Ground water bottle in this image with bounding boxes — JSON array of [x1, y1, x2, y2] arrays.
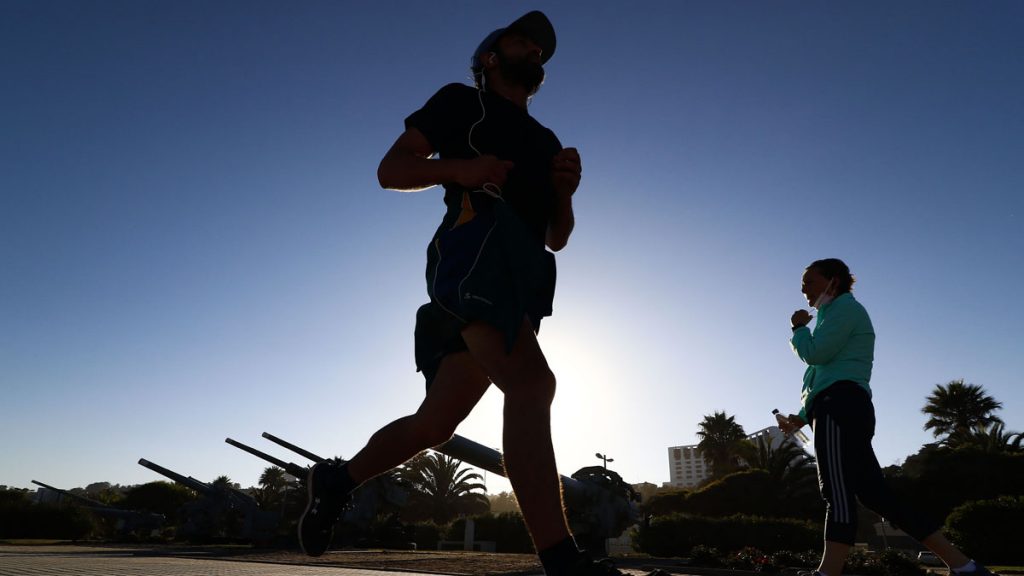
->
[[773, 408, 810, 444]]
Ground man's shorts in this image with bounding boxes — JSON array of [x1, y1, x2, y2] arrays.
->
[[414, 302, 546, 390], [415, 194, 554, 389]]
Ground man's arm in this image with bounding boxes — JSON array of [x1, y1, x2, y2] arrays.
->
[[377, 128, 513, 192], [545, 147, 580, 251]]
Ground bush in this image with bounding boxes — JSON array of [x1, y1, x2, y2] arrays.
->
[[448, 512, 533, 553], [890, 449, 1024, 520], [411, 522, 444, 550], [689, 544, 723, 567], [944, 496, 1024, 564], [769, 549, 817, 570], [0, 500, 97, 539], [643, 489, 690, 517], [723, 547, 780, 572], [645, 470, 823, 522], [877, 549, 927, 576], [119, 482, 196, 519], [684, 471, 776, 517], [842, 548, 925, 576], [634, 513, 820, 557]]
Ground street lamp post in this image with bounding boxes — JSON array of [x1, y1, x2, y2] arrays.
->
[[595, 452, 614, 469]]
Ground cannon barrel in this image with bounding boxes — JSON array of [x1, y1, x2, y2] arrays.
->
[[138, 458, 213, 494], [261, 431, 325, 463], [434, 435, 631, 552], [31, 479, 165, 524], [435, 434, 585, 495], [436, 435, 506, 477], [32, 480, 109, 508], [225, 437, 308, 480], [139, 458, 258, 509]]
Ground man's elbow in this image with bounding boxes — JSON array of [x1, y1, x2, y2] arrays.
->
[[546, 222, 574, 252], [546, 236, 569, 252]]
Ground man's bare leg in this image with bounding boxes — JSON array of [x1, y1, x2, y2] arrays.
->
[[461, 318, 571, 551], [299, 350, 492, 556], [346, 351, 492, 483]]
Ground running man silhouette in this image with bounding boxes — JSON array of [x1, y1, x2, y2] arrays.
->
[[298, 12, 647, 576]]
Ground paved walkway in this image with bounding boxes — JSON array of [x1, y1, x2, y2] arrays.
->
[[0, 550, 426, 576]]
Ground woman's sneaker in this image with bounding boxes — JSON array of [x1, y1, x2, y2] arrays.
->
[[298, 459, 351, 556]]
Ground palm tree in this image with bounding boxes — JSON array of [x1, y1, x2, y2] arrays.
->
[[746, 436, 819, 502], [209, 475, 243, 537], [696, 411, 748, 479], [256, 466, 292, 510], [961, 422, 1023, 454], [747, 437, 812, 477], [922, 379, 1003, 447], [400, 452, 490, 525]]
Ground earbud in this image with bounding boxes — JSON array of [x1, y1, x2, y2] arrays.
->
[[488, 53, 497, 65]]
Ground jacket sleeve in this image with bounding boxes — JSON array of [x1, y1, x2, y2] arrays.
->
[[790, 301, 857, 365]]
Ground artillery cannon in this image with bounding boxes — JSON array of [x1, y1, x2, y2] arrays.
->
[[224, 437, 309, 480], [227, 432, 636, 553], [225, 433, 408, 536], [435, 435, 639, 554], [31, 480, 165, 536], [137, 458, 277, 543]]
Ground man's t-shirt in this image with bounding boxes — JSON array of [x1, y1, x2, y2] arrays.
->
[[404, 83, 563, 244]]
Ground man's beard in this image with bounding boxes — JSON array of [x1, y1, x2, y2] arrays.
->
[[495, 50, 545, 95]]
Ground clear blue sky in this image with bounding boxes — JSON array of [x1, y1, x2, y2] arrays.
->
[[2, 1, 1022, 495]]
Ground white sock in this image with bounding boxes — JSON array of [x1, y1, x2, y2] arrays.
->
[[953, 560, 977, 573]]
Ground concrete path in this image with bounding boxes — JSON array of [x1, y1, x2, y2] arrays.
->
[[0, 549, 434, 576]]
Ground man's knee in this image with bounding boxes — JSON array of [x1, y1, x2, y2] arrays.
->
[[502, 366, 557, 406], [411, 413, 459, 448]]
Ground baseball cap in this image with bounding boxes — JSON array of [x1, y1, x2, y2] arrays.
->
[[471, 11, 556, 70]]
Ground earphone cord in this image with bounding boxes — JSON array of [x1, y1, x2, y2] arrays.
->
[[468, 72, 503, 201]]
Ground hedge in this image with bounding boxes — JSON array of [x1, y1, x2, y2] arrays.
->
[[944, 496, 1024, 564], [448, 512, 533, 553], [0, 500, 97, 539], [633, 513, 820, 556]]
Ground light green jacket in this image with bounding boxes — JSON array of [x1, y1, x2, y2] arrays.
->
[[790, 292, 874, 422]]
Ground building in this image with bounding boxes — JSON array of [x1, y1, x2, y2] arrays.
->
[[665, 444, 710, 489], [665, 426, 795, 489]]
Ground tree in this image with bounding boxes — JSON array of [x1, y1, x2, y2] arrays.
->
[[256, 466, 293, 510], [886, 446, 1024, 517], [747, 436, 817, 495], [960, 422, 1022, 454], [400, 452, 490, 525], [696, 411, 748, 479], [120, 481, 197, 518], [488, 491, 521, 515], [745, 436, 820, 517], [922, 379, 1003, 447]]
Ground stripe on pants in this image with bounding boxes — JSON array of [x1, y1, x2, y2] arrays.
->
[[827, 416, 849, 523]]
